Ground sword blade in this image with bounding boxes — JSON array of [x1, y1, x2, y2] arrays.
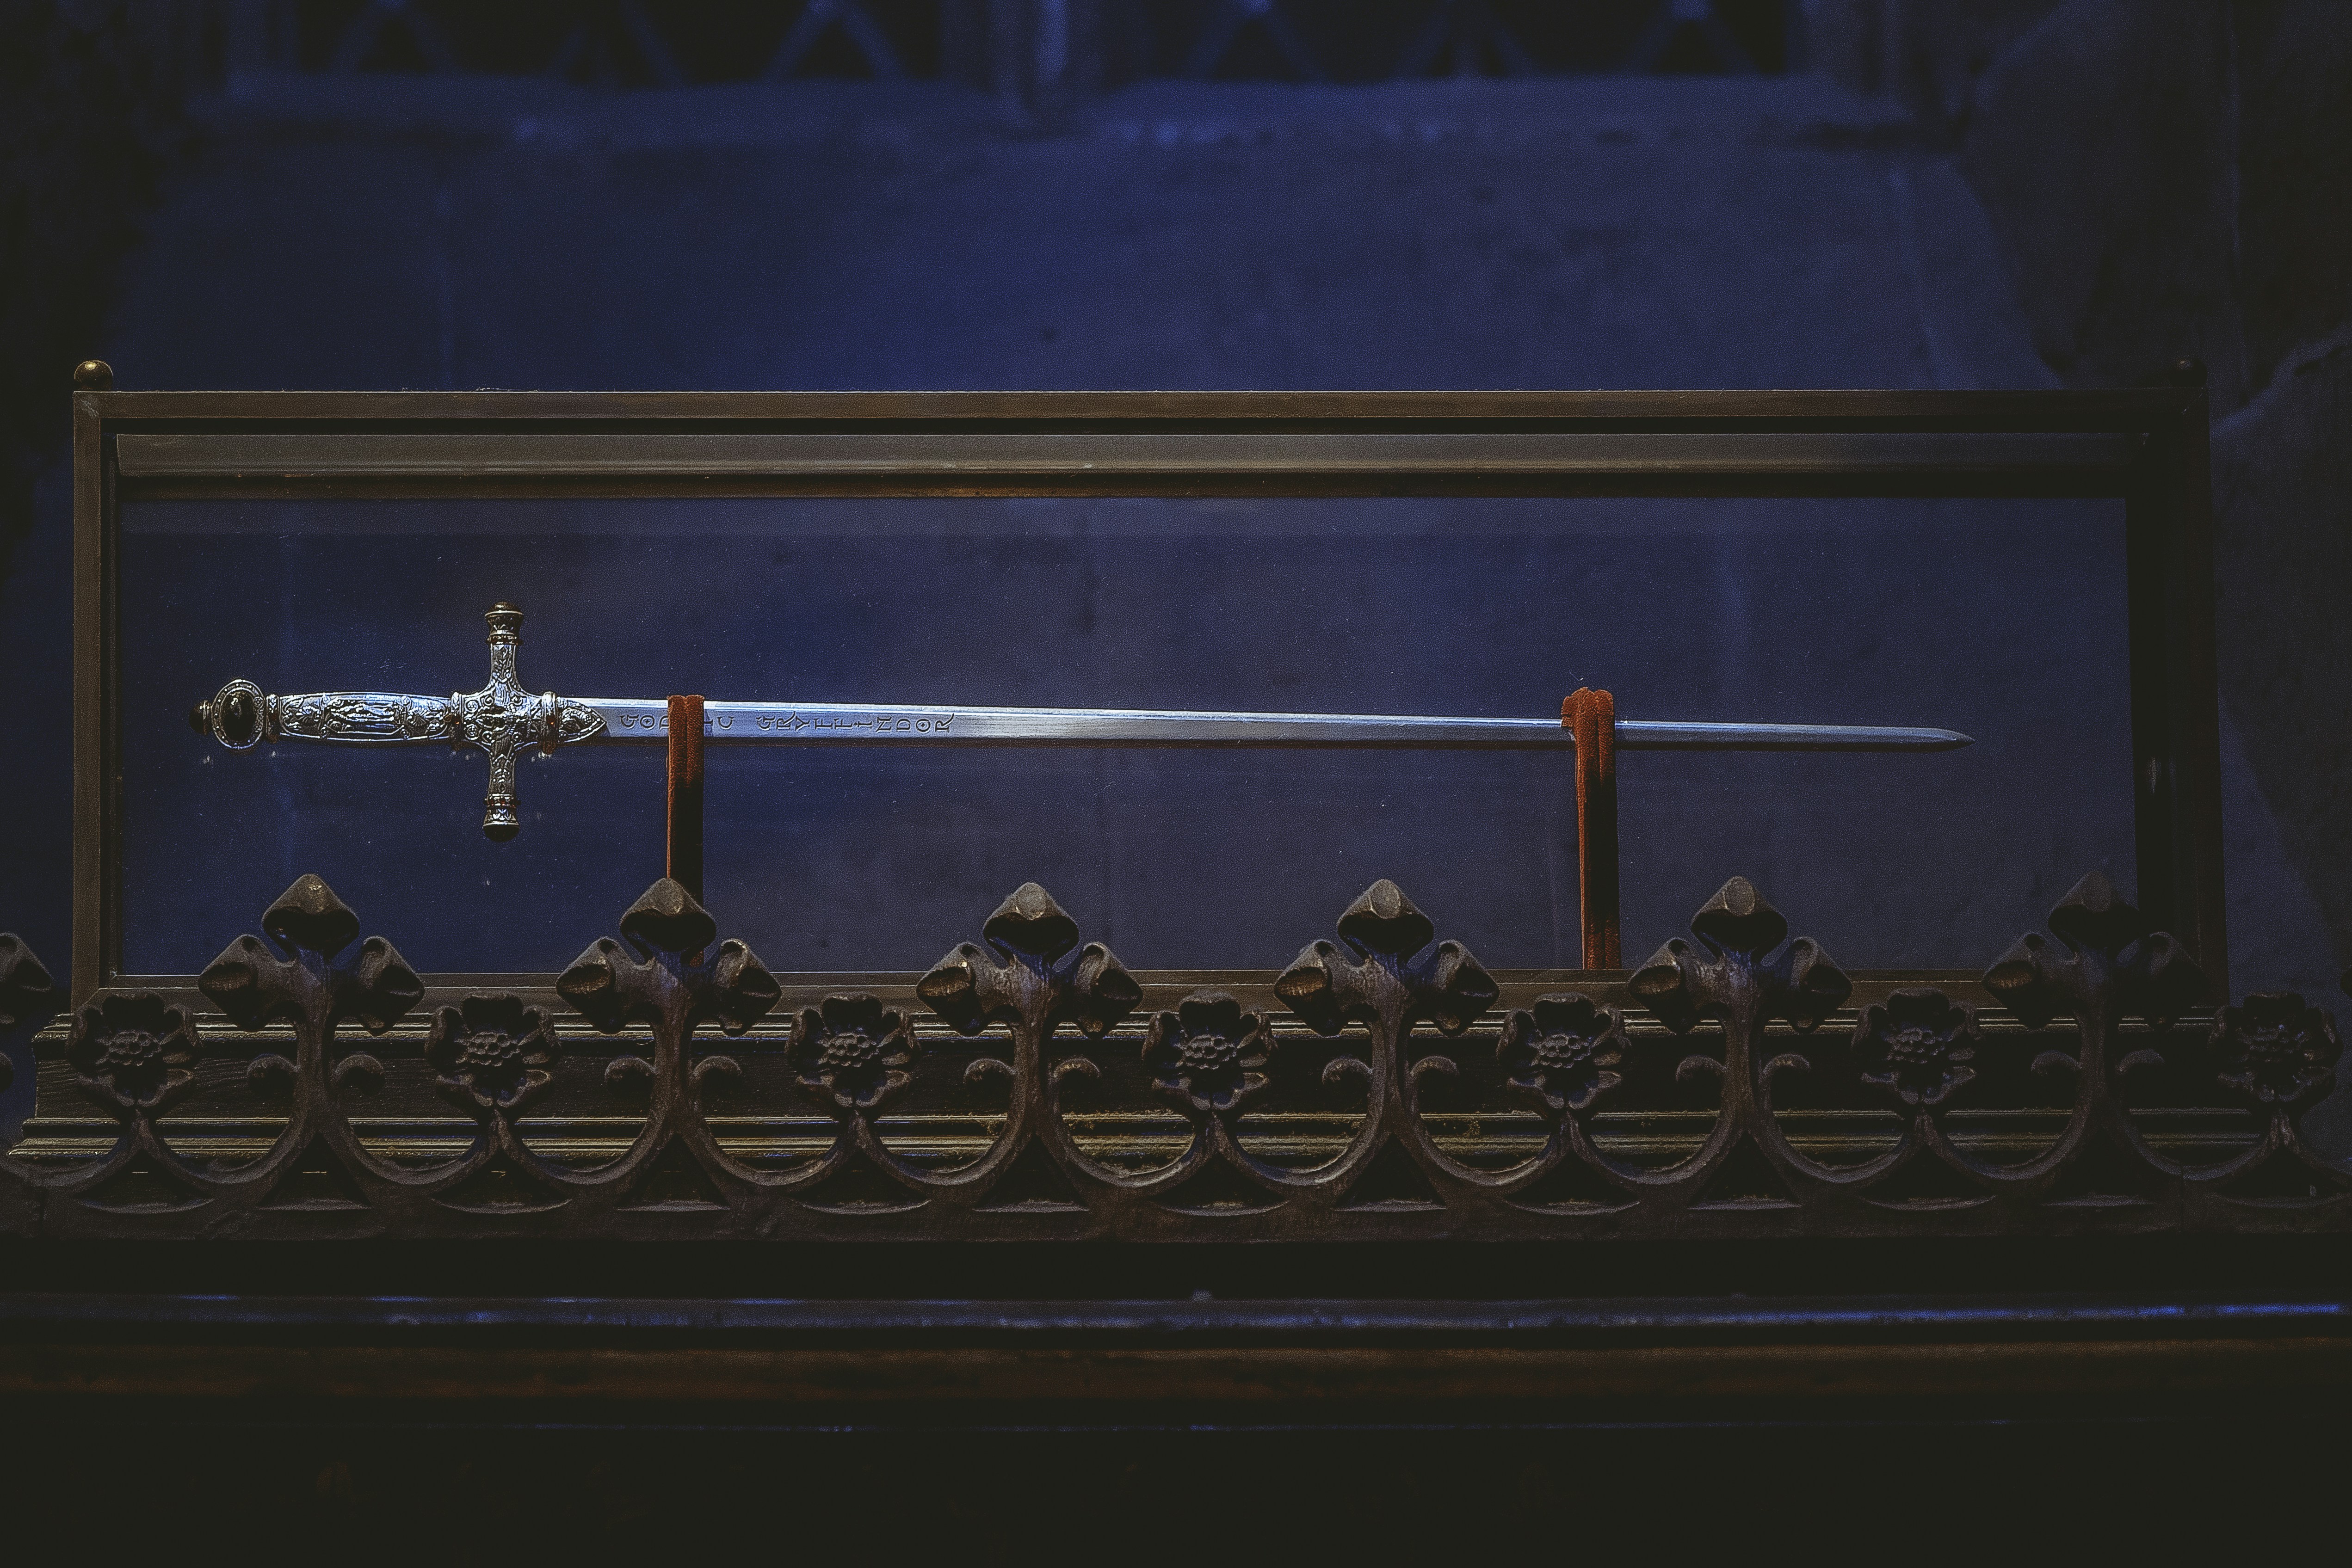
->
[[578, 699, 1971, 752]]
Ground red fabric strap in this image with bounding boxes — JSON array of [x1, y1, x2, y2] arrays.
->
[[1561, 687, 1622, 970], [666, 695, 705, 901]]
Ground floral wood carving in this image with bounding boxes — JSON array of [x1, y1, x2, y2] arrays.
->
[[1824, 984, 2012, 1203], [2208, 993, 2340, 1114], [0, 875, 435, 1220], [2161, 990, 2352, 1199], [913, 882, 1141, 1203], [1275, 878, 1498, 1040], [1496, 994, 1627, 1114], [1851, 988, 1982, 1110], [1273, 879, 1498, 1201], [4, 867, 2349, 1239], [67, 993, 199, 1119], [1626, 877, 1851, 1195], [426, 995, 559, 1117], [1982, 872, 2207, 1039], [555, 877, 778, 1204], [1973, 872, 2211, 1191], [789, 994, 917, 1113], [199, 873, 424, 1109], [1142, 993, 1274, 1116], [194, 876, 423, 1191]]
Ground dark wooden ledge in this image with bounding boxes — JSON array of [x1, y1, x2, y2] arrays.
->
[[6, 1282, 2346, 1421]]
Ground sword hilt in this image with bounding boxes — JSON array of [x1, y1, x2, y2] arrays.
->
[[190, 603, 605, 841]]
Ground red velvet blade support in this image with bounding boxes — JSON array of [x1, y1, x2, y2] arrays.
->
[[1561, 686, 1622, 970], [666, 695, 704, 901]]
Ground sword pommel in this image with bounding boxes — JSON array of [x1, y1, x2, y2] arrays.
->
[[190, 680, 266, 748]]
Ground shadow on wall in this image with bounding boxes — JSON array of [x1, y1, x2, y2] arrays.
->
[[1817, 0, 2352, 968], [0, 5, 183, 588]]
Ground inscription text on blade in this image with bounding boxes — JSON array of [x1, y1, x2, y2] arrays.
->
[[613, 711, 958, 734]]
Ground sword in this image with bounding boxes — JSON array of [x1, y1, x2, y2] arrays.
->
[[190, 603, 1973, 841]]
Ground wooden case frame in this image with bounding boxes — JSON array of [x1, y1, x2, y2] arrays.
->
[[73, 384, 2223, 1003]]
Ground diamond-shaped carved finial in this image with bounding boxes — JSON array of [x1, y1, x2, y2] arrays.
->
[[2043, 871, 2150, 957], [200, 879, 420, 1034], [619, 877, 719, 957], [982, 882, 1080, 963], [1631, 877, 1847, 1033], [1982, 872, 2205, 1030], [558, 880, 777, 1037], [917, 885, 1138, 1039], [1336, 879, 1437, 960], [1276, 881, 1494, 1037], [1687, 876, 1790, 960], [262, 873, 362, 959]]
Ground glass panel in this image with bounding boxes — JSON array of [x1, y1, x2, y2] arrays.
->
[[120, 494, 2134, 974]]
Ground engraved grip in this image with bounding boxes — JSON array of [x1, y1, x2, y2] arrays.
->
[[276, 691, 457, 743], [191, 683, 457, 747]]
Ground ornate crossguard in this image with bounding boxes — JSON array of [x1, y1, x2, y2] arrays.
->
[[189, 604, 606, 840]]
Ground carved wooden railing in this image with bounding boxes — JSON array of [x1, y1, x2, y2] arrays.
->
[[1, 870, 2343, 1240]]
